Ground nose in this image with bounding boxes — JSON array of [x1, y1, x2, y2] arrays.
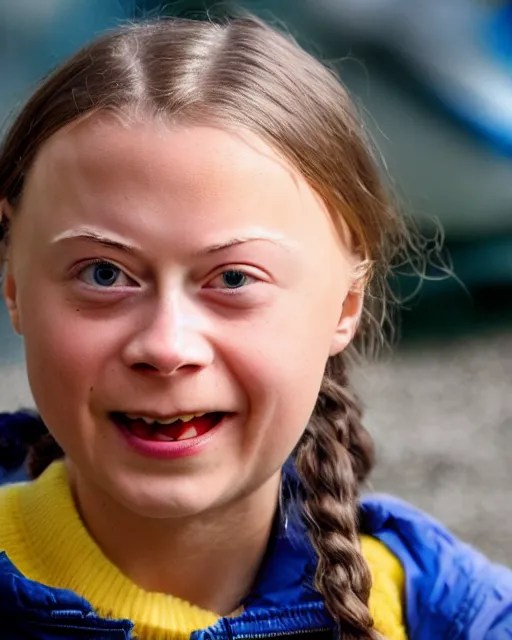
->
[[122, 297, 214, 376]]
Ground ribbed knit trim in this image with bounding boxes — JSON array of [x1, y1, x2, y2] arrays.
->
[[1, 463, 219, 639], [0, 462, 407, 639]]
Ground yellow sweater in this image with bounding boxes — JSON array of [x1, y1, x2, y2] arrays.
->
[[0, 463, 407, 640]]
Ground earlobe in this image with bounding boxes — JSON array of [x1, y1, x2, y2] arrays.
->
[[329, 288, 364, 356], [3, 273, 22, 335]]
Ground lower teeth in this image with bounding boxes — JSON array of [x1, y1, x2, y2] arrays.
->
[[177, 426, 199, 440], [152, 432, 176, 442], [115, 411, 224, 441], [125, 419, 201, 441], [150, 430, 198, 442]]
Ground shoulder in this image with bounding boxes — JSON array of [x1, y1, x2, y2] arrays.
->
[[0, 478, 22, 520], [360, 534, 407, 640], [360, 493, 512, 639], [0, 480, 26, 554]]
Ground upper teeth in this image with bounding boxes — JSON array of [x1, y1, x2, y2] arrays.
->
[[126, 413, 205, 425]]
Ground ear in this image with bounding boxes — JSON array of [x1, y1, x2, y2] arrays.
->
[[1, 201, 22, 335], [3, 273, 22, 335], [329, 286, 364, 356]]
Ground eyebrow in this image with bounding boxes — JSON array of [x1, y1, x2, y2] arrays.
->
[[51, 229, 138, 254], [202, 234, 295, 254], [50, 229, 296, 254]]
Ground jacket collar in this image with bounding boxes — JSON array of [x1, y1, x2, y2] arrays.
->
[[0, 461, 333, 637]]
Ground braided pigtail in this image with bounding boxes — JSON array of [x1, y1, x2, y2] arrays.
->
[[26, 431, 64, 479], [0, 411, 63, 480], [294, 353, 379, 640], [1, 206, 63, 481]]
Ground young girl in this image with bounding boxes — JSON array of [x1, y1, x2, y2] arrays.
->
[[0, 14, 510, 640]]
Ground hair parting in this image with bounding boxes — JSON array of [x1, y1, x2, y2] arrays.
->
[[0, 13, 423, 638]]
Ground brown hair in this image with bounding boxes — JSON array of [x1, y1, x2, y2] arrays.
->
[[0, 14, 413, 639]]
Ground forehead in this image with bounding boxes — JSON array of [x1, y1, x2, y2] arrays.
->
[[20, 113, 343, 251]]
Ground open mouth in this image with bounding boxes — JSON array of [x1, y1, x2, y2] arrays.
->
[[111, 411, 226, 442]]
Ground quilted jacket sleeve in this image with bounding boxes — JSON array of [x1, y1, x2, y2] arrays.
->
[[460, 556, 512, 639], [360, 493, 512, 640]]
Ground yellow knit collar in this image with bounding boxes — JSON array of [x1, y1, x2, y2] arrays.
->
[[3, 462, 406, 640]]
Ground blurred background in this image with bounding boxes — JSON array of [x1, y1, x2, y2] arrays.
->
[[0, 0, 510, 564]]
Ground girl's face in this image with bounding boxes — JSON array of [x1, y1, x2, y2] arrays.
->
[[4, 115, 361, 518]]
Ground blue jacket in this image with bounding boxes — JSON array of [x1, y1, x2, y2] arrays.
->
[[0, 415, 511, 639]]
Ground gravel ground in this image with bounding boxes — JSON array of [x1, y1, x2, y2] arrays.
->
[[1, 309, 510, 566], [357, 331, 512, 567]]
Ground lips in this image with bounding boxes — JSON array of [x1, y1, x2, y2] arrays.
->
[[111, 412, 226, 442]]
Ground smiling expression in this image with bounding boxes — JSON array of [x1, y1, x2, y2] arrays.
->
[[4, 115, 361, 518]]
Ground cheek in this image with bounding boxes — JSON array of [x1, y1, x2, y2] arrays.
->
[[18, 286, 119, 412], [220, 294, 336, 444]]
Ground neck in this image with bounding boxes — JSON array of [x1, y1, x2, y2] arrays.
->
[[69, 466, 281, 616]]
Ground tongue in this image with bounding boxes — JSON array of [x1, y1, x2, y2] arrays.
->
[[129, 414, 220, 441]]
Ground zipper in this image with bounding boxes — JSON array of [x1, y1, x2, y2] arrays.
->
[[234, 628, 332, 639]]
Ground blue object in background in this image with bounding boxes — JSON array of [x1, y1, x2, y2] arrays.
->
[[0, 410, 44, 485], [307, 0, 512, 157], [0, 466, 27, 485], [489, 2, 512, 65]]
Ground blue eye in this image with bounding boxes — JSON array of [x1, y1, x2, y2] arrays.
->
[[94, 263, 119, 286], [79, 261, 128, 288], [221, 270, 248, 289]]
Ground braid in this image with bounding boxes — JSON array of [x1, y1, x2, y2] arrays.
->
[[294, 353, 379, 640], [0, 411, 63, 480], [26, 431, 64, 479], [1, 206, 64, 480]]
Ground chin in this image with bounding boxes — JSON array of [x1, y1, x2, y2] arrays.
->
[[107, 474, 224, 520]]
